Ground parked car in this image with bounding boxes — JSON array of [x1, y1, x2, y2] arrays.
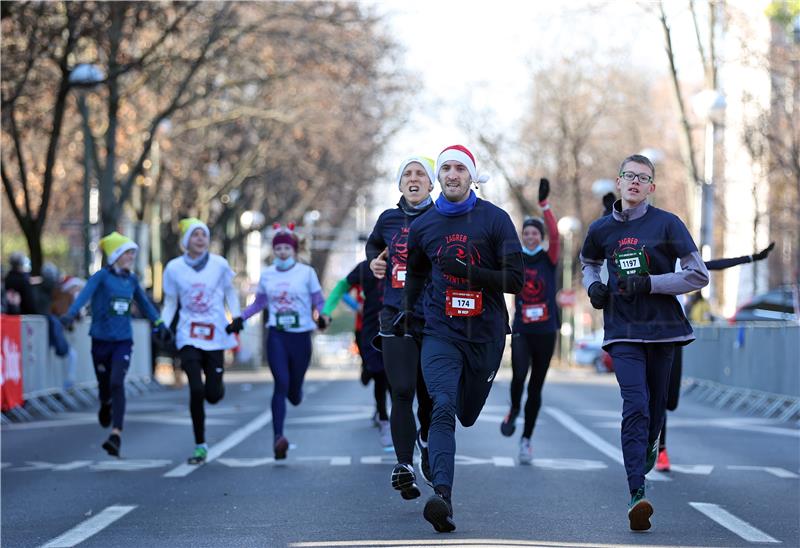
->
[[730, 286, 798, 323], [573, 332, 613, 373]]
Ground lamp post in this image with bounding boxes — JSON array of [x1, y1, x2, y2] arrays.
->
[[240, 210, 266, 284], [557, 215, 582, 365], [68, 64, 105, 278], [692, 89, 726, 300]]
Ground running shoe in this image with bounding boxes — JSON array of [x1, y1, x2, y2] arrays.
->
[[645, 437, 660, 474], [187, 446, 208, 465], [500, 408, 519, 437], [391, 463, 421, 500], [274, 436, 289, 460], [372, 411, 380, 428], [98, 402, 112, 428], [423, 493, 455, 533], [518, 437, 533, 465], [379, 420, 392, 447], [628, 486, 653, 531], [416, 430, 432, 487], [656, 448, 671, 472], [102, 433, 121, 457]]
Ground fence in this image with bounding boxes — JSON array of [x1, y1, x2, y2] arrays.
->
[[682, 323, 800, 421]]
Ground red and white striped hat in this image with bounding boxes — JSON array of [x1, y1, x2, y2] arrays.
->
[[435, 144, 490, 184]]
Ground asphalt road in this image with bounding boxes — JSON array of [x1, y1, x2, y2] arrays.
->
[[3, 365, 798, 548]]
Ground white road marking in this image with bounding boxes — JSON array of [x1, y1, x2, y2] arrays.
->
[[531, 458, 607, 471], [690, 502, 780, 543], [669, 464, 714, 475], [543, 406, 670, 482], [40, 504, 137, 548], [492, 457, 515, 467], [218, 457, 275, 468], [728, 465, 800, 479], [14, 461, 93, 472], [91, 459, 172, 472], [163, 410, 272, 478], [285, 412, 371, 425]]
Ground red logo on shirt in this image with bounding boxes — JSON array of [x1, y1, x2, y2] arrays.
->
[[436, 234, 481, 285], [521, 267, 544, 302]]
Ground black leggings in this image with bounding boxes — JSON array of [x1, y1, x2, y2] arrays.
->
[[659, 347, 683, 449], [382, 335, 432, 464], [179, 346, 225, 444], [373, 370, 389, 421], [510, 332, 557, 439]]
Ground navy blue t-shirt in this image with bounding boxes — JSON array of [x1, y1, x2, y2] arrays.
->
[[580, 206, 696, 342], [345, 261, 383, 341], [407, 198, 522, 343], [513, 251, 560, 334], [365, 206, 428, 319]]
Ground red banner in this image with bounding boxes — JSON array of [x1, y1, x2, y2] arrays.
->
[[1, 314, 24, 411]]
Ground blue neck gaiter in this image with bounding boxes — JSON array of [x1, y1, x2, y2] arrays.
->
[[435, 190, 477, 217], [183, 251, 210, 272]]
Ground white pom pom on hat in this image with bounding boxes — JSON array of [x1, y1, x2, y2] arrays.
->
[[435, 144, 490, 184]]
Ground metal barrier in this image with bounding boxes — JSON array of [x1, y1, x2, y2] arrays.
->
[[3, 316, 157, 422], [683, 323, 800, 421]]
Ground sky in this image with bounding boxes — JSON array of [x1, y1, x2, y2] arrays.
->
[[366, 0, 707, 208]]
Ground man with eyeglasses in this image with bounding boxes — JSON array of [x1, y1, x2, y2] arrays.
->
[[579, 154, 709, 532]]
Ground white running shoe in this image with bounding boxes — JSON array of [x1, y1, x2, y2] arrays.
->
[[379, 420, 392, 447], [519, 437, 533, 465]]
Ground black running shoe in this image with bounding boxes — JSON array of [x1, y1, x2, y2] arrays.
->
[[391, 463, 421, 500], [500, 407, 519, 437], [416, 431, 432, 487], [102, 434, 121, 457], [274, 436, 289, 460], [423, 493, 455, 533], [98, 402, 112, 428]]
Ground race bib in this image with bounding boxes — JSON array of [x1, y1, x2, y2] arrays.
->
[[391, 267, 407, 289], [110, 297, 131, 316], [615, 249, 649, 277], [522, 303, 548, 323], [276, 311, 300, 330], [445, 289, 483, 317], [190, 322, 215, 340]]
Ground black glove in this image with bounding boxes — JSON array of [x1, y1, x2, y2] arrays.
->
[[588, 282, 610, 310], [752, 242, 775, 262], [360, 366, 372, 386], [154, 323, 174, 345], [316, 314, 331, 330], [602, 192, 616, 214], [538, 178, 550, 203], [59, 314, 75, 331], [225, 317, 244, 334], [617, 274, 652, 297], [391, 311, 423, 337], [438, 254, 470, 280]]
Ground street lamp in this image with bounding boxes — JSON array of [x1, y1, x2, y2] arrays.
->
[[557, 215, 582, 365], [68, 63, 105, 278]]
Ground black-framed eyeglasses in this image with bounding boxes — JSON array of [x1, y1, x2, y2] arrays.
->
[[619, 171, 653, 184]]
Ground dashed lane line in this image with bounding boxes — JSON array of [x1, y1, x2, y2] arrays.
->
[[689, 502, 780, 544], [40, 505, 137, 548]]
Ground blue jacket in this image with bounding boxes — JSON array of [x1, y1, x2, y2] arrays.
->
[[65, 267, 161, 341]]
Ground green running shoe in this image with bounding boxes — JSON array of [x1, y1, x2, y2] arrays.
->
[[187, 446, 208, 465], [628, 486, 653, 531], [645, 437, 660, 474]]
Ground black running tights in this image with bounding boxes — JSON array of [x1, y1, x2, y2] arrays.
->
[[510, 332, 557, 439], [180, 346, 225, 444]]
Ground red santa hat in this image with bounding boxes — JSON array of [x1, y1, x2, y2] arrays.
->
[[435, 144, 490, 184]]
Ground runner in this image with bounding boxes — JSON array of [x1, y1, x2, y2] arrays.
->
[[60, 232, 172, 457], [227, 223, 329, 460], [500, 178, 560, 465], [401, 145, 524, 531], [160, 218, 241, 465], [365, 155, 436, 501], [321, 260, 391, 447], [580, 154, 709, 531]]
